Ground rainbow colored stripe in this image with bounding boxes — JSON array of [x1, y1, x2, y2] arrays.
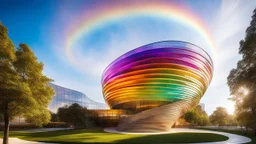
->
[[102, 41, 213, 110], [65, 2, 216, 66]]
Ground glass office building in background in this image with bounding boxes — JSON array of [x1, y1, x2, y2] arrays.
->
[[48, 83, 108, 113], [9, 83, 109, 124]]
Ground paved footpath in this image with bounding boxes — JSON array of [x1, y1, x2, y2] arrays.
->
[[0, 128, 252, 144], [0, 138, 54, 144], [0, 128, 70, 144], [104, 127, 252, 144]]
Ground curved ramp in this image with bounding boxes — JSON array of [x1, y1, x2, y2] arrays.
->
[[117, 100, 193, 132]]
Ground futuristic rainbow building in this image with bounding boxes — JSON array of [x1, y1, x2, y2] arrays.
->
[[102, 41, 213, 132]]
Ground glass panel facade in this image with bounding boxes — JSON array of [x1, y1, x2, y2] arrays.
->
[[48, 83, 109, 113], [102, 41, 213, 112]]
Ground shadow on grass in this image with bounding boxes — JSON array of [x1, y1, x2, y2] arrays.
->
[[33, 132, 228, 144], [114, 133, 228, 144], [26, 129, 102, 138], [2, 129, 229, 144]]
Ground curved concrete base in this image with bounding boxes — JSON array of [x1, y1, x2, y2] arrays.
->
[[105, 127, 252, 144], [117, 100, 194, 132]]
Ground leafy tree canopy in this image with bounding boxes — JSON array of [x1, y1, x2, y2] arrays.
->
[[184, 105, 210, 127], [227, 8, 256, 135], [0, 22, 54, 144], [57, 103, 90, 129], [210, 107, 229, 126]]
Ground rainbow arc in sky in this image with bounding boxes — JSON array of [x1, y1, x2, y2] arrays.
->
[[65, 2, 216, 66]]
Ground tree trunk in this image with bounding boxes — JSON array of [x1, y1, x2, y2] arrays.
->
[[253, 123, 256, 136], [3, 105, 9, 144], [244, 126, 248, 135]]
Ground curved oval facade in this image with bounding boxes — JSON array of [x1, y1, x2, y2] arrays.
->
[[102, 41, 213, 110]]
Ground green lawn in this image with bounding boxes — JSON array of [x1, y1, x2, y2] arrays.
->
[[0, 129, 228, 144], [197, 128, 255, 144]]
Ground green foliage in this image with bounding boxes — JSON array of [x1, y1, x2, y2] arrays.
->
[[210, 107, 229, 126], [0, 23, 54, 143], [57, 103, 90, 129], [227, 115, 238, 126], [184, 105, 210, 126], [13, 44, 54, 126], [0, 22, 15, 61], [184, 110, 198, 125], [198, 114, 211, 126], [227, 8, 256, 134], [50, 112, 59, 122], [0, 23, 34, 121]]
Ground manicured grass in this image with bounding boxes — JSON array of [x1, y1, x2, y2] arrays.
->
[[197, 128, 255, 144], [0, 129, 228, 143]]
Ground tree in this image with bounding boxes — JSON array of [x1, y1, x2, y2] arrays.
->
[[198, 114, 211, 126], [210, 107, 229, 126], [0, 114, 3, 123], [50, 112, 59, 122], [0, 23, 54, 144], [227, 115, 237, 126], [184, 105, 210, 127], [57, 103, 89, 129], [184, 109, 199, 127], [227, 8, 256, 136], [14, 44, 54, 125]]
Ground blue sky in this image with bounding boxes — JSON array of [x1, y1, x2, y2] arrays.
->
[[1, 0, 256, 115]]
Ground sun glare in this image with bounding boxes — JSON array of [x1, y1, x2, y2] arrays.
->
[[239, 87, 249, 96], [225, 101, 235, 115]]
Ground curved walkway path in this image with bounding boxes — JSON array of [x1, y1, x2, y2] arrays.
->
[[0, 128, 69, 144], [104, 127, 252, 144], [0, 128, 251, 144], [0, 138, 55, 144]]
